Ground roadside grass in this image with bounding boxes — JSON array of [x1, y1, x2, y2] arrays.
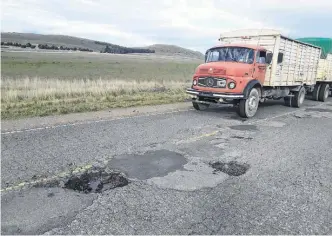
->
[[1, 77, 189, 119], [1, 52, 199, 119]]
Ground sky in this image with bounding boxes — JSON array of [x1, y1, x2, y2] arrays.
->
[[1, 0, 332, 53]]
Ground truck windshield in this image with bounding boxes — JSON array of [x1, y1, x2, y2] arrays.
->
[[206, 47, 254, 64]]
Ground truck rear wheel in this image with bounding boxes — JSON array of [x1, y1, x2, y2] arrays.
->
[[312, 84, 321, 101], [238, 88, 259, 118], [291, 86, 305, 108], [318, 84, 329, 102], [192, 101, 210, 111], [284, 97, 292, 107]]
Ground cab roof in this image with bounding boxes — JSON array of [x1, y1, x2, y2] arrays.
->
[[208, 44, 267, 51]]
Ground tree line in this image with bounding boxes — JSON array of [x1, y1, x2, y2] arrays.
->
[[1, 41, 36, 49], [101, 45, 155, 54], [1, 41, 93, 52], [1, 40, 155, 54], [38, 44, 93, 52], [96, 41, 155, 54]]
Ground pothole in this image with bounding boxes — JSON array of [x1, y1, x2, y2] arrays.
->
[[231, 136, 253, 140], [33, 167, 129, 194], [305, 108, 332, 113], [210, 161, 250, 176], [294, 114, 312, 119], [108, 149, 187, 180], [63, 169, 128, 193], [229, 125, 258, 131]]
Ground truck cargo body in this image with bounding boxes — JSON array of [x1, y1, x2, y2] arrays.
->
[[186, 29, 322, 118], [311, 54, 332, 101], [317, 54, 332, 81], [296, 38, 332, 101], [217, 29, 321, 87]]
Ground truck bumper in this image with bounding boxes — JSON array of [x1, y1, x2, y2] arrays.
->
[[186, 88, 244, 99]]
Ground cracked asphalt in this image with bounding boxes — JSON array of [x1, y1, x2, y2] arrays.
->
[[1, 98, 332, 235]]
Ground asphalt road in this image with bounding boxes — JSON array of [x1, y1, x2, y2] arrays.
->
[[1, 98, 332, 235]]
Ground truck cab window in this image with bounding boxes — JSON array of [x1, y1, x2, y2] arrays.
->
[[207, 51, 219, 62], [256, 51, 267, 64], [206, 47, 254, 64]]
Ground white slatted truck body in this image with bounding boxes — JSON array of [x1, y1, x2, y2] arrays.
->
[[187, 29, 322, 118], [312, 53, 332, 101]]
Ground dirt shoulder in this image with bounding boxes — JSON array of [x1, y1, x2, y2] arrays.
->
[[1, 102, 192, 132]]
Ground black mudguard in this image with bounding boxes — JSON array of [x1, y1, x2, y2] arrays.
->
[[243, 80, 261, 99]]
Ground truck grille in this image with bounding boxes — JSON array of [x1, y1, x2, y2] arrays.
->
[[197, 77, 226, 88]]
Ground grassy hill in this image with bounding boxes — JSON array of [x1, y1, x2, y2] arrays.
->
[[1, 32, 204, 59], [145, 44, 204, 59]]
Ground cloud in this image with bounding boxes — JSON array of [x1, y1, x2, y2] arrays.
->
[[1, 0, 331, 52]]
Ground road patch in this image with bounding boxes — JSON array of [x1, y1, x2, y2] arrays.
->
[[108, 149, 187, 180]]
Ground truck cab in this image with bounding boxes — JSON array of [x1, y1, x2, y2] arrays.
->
[[186, 44, 272, 118]]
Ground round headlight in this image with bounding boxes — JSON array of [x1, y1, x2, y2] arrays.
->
[[228, 82, 236, 89], [193, 79, 197, 86]]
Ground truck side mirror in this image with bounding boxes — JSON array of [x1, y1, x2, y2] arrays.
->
[[266, 52, 273, 64]]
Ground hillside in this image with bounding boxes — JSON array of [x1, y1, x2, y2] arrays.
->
[[1, 32, 204, 59], [144, 44, 204, 59]]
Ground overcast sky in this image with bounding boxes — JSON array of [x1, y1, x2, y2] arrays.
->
[[2, 0, 331, 52]]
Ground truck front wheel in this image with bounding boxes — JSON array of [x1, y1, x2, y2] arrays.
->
[[238, 88, 259, 118], [318, 84, 329, 102], [192, 101, 210, 111]]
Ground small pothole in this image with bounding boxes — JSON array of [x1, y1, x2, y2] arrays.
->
[[229, 125, 258, 131], [305, 108, 332, 113], [231, 136, 253, 140], [294, 114, 312, 119], [210, 161, 250, 176]]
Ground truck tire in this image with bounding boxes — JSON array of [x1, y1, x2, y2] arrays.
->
[[318, 84, 329, 102], [192, 101, 209, 110], [238, 87, 259, 118], [312, 84, 321, 101], [291, 86, 305, 108], [284, 97, 292, 107]]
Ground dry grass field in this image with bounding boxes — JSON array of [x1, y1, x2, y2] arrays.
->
[[1, 51, 202, 119]]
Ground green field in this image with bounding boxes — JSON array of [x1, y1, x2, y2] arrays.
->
[[1, 51, 202, 119]]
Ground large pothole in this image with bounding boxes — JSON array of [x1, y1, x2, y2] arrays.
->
[[33, 167, 129, 194], [63, 169, 129, 193], [210, 161, 250, 176]]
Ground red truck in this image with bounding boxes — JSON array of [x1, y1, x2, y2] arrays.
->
[[186, 29, 321, 118]]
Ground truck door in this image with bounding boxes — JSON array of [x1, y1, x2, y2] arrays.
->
[[253, 50, 267, 84]]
